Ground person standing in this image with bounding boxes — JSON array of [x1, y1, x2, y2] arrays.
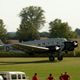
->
[[32, 73, 39, 80], [62, 72, 70, 80], [59, 73, 64, 80], [47, 74, 55, 80]]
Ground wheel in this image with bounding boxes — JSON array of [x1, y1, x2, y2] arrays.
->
[[57, 55, 63, 61], [49, 55, 55, 61], [57, 50, 63, 61]]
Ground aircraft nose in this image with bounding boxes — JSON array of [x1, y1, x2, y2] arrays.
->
[[73, 41, 78, 47]]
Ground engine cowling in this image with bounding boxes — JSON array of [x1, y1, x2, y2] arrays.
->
[[63, 41, 78, 51], [48, 45, 60, 52]]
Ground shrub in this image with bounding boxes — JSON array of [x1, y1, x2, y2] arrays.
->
[[0, 51, 29, 57]]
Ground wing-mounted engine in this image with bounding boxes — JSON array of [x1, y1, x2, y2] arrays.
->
[[47, 45, 62, 61], [63, 41, 78, 51], [47, 45, 60, 52]]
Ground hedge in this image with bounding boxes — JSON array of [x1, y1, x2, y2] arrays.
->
[[0, 50, 80, 57], [0, 51, 29, 57]]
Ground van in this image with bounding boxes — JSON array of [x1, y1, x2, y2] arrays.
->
[[0, 71, 29, 80], [0, 75, 3, 80]]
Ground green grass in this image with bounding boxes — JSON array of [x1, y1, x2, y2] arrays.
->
[[0, 57, 80, 80]]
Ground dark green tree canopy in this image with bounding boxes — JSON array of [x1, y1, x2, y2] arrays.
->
[[49, 19, 77, 38], [20, 6, 45, 30], [40, 32, 49, 37], [17, 6, 45, 41], [0, 19, 7, 40], [75, 28, 80, 37]]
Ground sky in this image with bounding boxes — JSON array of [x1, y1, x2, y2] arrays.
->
[[0, 0, 80, 32]]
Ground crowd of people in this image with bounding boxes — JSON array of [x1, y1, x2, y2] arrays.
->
[[32, 72, 70, 80]]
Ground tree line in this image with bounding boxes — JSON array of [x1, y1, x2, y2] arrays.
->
[[0, 6, 80, 43]]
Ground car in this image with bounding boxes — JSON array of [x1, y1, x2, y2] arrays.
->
[[0, 71, 29, 80]]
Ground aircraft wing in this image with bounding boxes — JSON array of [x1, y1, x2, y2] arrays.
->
[[13, 43, 49, 53]]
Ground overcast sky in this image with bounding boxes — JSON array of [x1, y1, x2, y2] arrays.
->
[[0, 0, 80, 32]]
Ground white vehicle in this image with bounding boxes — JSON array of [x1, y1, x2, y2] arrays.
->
[[0, 71, 28, 80], [0, 75, 3, 80]]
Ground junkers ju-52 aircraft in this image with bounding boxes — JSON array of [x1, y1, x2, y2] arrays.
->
[[11, 38, 78, 61]]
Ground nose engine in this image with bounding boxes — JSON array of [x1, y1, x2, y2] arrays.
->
[[64, 41, 78, 51], [73, 41, 78, 47]]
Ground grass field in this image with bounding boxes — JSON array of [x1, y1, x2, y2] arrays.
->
[[0, 57, 80, 80]]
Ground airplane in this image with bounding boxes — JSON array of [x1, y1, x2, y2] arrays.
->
[[10, 38, 78, 61]]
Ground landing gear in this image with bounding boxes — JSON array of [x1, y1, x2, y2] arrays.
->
[[57, 55, 63, 61], [57, 50, 63, 61], [49, 50, 63, 61], [49, 53, 55, 61]]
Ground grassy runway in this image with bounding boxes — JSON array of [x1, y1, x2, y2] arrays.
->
[[0, 57, 80, 80]]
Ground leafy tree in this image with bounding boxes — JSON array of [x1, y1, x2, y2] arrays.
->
[[69, 31, 77, 38], [7, 32, 18, 40], [40, 32, 49, 37], [75, 28, 80, 37], [0, 19, 7, 41], [49, 19, 76, 39], [17, 6, 45, 41]]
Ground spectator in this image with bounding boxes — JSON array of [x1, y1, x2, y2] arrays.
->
[[62, 72, 70, 80], [59, 73, 64, 80], [47, 74, 55, 80], [32, 73, 39, 80]]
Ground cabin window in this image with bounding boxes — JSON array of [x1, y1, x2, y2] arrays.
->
[[18, 74, 21, 79], [11, 74, 17, 79], [22, 74, 26, 79]]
